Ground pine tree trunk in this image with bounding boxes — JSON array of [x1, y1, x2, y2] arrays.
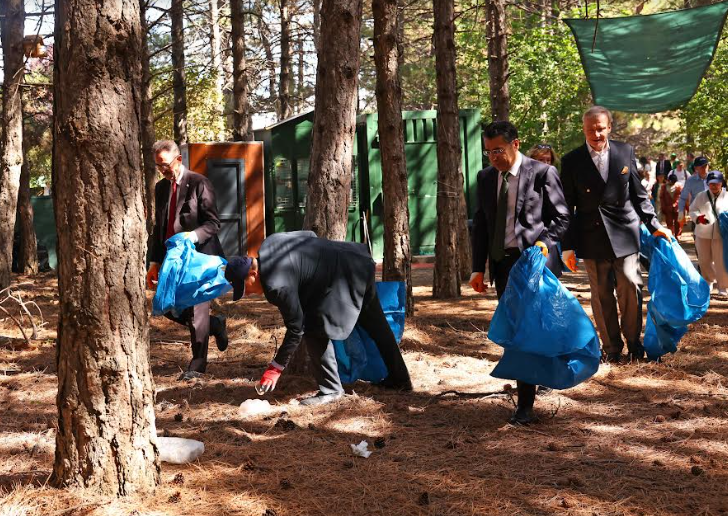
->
[[289, 0, 362, 374], [0, 0, 25, 289], [373, 0, 413, 315], [141, 2, 157, 235], [279, 0, 293, 120], [486, 0, 510, 121], [171, 0, 188, 144], [231, 0, 253, 141], [210, 0, 225, 140], [17, 134, 38, 275], [296, 37, 305, 113], [302, 0, 362, 240], [52, 0, 160, 495], [432, 0, 462, 299]]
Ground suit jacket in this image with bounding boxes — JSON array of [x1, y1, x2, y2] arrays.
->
[[655, 159, 672, 176], [150, 166, 224, 264], [561, 141, 660, 259], [471, 154, 570, 280], [259, 231, 374, 367]]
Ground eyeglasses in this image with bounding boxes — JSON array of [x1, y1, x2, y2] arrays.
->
[[483, 148, 508, 157], [536, 144, 552, 150], [155, 155, 180, 171]]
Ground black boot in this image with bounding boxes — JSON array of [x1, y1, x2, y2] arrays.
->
[[510, 381, 538, 425], [210, 315, 228, 352]]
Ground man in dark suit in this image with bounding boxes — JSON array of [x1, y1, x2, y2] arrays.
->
[[561, 106, 672, 365], [224, 231, 412, 406], [470, 121, 570, 425], [146, 140, 228, 380], [654, 152, 672, 178]]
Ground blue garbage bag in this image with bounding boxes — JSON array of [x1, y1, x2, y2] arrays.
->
[[333, 281, 406, 383], [642, 231, 710, 360], [640, 224, 655, 262], [152, 233, 232, 316], [719, 212, 728, 273], [488, 247, 601, 390]]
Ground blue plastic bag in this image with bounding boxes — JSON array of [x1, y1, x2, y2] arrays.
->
[[488, 247, 601, 390], [719, 212, 728, 273], [333, 281, 405, 383], [641, 230, 709, 360], [152, 233, 232, 316]]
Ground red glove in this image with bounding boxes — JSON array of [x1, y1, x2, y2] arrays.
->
[[697, 214, 708, 225], [257, 364, 283, 394]]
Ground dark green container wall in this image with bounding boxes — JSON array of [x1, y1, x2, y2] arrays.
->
[[29, 196, 58, 270], [255, 112, 362, 242], [358, 109, 482, 258]]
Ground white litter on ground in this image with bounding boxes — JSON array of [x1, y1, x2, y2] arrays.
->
[[350, 440, 372, 458], [157, 436, 205, 464], [238, 398, 273, 418]]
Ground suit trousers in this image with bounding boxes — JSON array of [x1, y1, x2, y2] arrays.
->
[[583, 254, 643, 354], [165, 301, 214, 372], [492, 249, 536, 410], [695, 236, 728, 290], [304, 280, 411, 395]]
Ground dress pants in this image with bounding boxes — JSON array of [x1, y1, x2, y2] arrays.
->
[[583, 254, 643, 355], [165, 301, 220, 372], [695, 236, 728, 290], [492, 248, 536, 410], [304, 280, 411, 394]]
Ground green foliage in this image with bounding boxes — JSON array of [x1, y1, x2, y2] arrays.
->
[[680, 37, 728, 171]]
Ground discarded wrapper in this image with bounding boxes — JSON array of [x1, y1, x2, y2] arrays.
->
[[239, 398, 273, 418], [350, 440, 372, 458]]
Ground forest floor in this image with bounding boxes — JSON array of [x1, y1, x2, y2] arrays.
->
[[1, 235, 727, 516]]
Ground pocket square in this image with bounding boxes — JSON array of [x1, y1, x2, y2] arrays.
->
[[621, 166, 629, 174]]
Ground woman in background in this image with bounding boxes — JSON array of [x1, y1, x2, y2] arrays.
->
[[528, 144, 558, 168]]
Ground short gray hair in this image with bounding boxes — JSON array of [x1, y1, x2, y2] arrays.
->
[[152, 140, 180, 156], [583, 105, 613, 125]]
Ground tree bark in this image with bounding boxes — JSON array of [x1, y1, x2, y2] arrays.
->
[[17, 133, 38, 275], [279, 0, 293, 120], [432, 0, 463, 299], [52, 0, 160, 495], [486, 0, 510, 122], [210, 0, 225, 140], [0, 0, 25, 289], [296, 37, 305, 112], [231, 0, 253, 140], [313, 0, 322, 52], [141, 1, 157, 235], [257, 8, 277, 106], [373, 0, 413, 315], [302, 0, 362, 240], [171, 0, 188, 145]]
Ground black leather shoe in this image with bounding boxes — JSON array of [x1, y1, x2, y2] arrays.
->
[[378, 376, 413, 392], [604, 352, 622, 364], [178, 370, 203, 381], [212, 315, 228, 352], [627, 350, 645, 362], [299, 392, 344, 406], [509, 406, 539, 425]]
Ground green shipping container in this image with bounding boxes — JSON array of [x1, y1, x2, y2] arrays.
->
[[255, 108, 483, 258]]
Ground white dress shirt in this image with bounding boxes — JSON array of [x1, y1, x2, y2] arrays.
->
[[588, 142, 610, 182], [497, 152, 523, 250]]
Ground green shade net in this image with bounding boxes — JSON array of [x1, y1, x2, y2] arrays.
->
[[564, 1, 728, 113]]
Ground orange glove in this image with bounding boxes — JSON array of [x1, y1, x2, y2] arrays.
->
[[469, 272, 487, 293], [562, 250, 578, 272], [652, 227, 673, 240], [146, 263, 160, 290], [534, 241, 549, 257]]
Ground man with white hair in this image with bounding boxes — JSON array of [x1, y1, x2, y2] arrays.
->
[[560, 106, 672, 364]]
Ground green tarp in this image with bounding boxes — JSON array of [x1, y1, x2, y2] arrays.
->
[[565, 2, 728, 113]]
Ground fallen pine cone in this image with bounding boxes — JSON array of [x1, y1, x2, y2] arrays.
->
[[691, 466, 704, 476], [418, 492, 430, 506], [168, 491, 181, 503], [171, 472, 184, 485]]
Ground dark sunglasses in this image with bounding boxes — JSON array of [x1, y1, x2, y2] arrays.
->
[[536, 144, 552, 150]]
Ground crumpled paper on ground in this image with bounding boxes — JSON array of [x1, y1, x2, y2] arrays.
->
[[350, 440, 372, 458]]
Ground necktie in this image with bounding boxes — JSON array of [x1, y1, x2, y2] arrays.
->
[[491, 171, 510, 262], [165, 180, 178, 240]]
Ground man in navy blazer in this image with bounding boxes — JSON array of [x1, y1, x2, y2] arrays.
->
[[470, 121, 570, 425], [561, 106, 672, 365]]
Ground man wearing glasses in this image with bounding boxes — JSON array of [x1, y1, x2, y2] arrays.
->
[[470, 121, 570, 424], [146, 140, 228, 380]]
